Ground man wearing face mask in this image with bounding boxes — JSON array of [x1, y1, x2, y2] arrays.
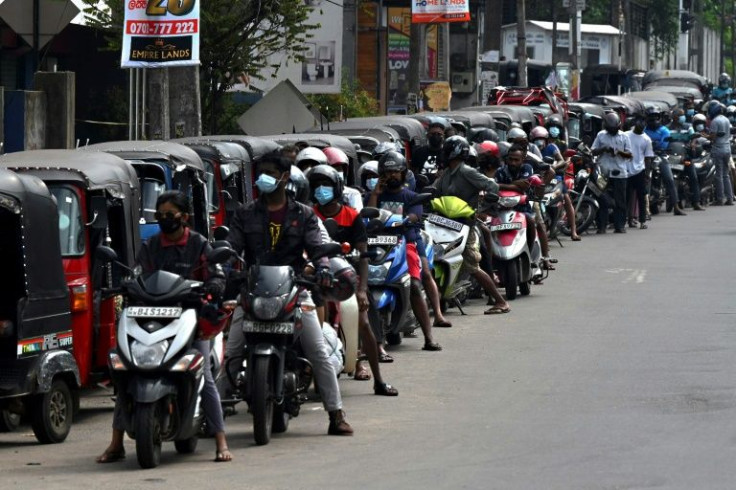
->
[[592, 112, 633, 233], [644, 107, 686, 216], [705, 102, 735, 205], [668, 110, 704, 210], [411, 117, 448, 185], [626, 118, 655, 228], [226, 152, 354, 436], [545, 114, 567, 152]]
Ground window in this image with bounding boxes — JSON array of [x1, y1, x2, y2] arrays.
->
[[203, 161, 219, 212], [567, 118, 581, 140], [49, 186, 85, 257], [140, 178, 166, 223]]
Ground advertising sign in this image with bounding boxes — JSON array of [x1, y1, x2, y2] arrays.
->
[[121, 0, 200, 68], [411, 0, 470, 24], [420, 81, 452, 111]]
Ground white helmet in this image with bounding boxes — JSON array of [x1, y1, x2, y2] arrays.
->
[[295, 147, 328, 170]]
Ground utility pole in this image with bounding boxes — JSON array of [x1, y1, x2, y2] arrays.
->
[[516, 0, 527, 87], [408, 23, 422, 113], [551, 1, 558, 67]]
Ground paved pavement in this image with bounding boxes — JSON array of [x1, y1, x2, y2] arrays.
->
[[3, 207, 736, 489]]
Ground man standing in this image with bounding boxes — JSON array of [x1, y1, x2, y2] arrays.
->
[[592, 113, 633, 233], [707, 102, 735, 205], [626, 117, 654, 229], [411, 117, 449, 187]]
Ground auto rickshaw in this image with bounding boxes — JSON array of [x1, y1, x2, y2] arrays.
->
[[567, 102, 606, 145], [0, 150, 141, 399], [308, 126, 402, 157], [81, 141, 209, 240], [0, 169, 78, 443], [641, 70, 709, 95], [579, 95, 646, 127], [626, 91, 679, 113]]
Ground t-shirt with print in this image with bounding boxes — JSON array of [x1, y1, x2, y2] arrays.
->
[[371, 188, 422, 242], [313, 204, 367, 245], [267, 205, 288, 251]]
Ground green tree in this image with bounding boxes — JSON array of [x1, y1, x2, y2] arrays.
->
[[82, 0, 318, 134], [307, 72, 380, 122]]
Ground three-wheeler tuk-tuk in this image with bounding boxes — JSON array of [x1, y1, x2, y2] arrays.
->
[[171, 138, 251, 229], [0, 150, 141, 405], [0, 169, 78, 443], [81, 141, 209, 240]]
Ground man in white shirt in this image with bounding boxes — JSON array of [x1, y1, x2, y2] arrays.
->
[[626, 117, 654, 229], [591, 113, 633, 233]]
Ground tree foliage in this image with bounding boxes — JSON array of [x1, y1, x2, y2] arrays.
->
[[82, 0, 318, 133], [307, 72, 380, 122]]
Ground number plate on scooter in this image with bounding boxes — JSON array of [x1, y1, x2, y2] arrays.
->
[[670, 163, 684, 171], [490, 222, 522, 231], [242, 321, 294, 334], [427, 214, 464, 232], [367, 235, 398, 245], [126, 306, 182, 318]]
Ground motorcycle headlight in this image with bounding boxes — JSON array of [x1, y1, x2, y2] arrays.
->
[[367, 263, 390, 285], [252, 295, 288, 320], [130, 340, 169, 369]]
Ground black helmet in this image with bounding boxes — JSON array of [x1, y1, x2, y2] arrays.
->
[[708, 100, 725, 119], [443, 135, 470, 161], [377, 151, 407, 174], [306, 164, 344, 200], [287, 165, 310, 204], [719, 72, 731, 88], [471, 127, 499, 144], [603, 112, 621, 133], [545, 113, 564, 128], [645, 106, 661, 118], [372, 141, 404, 159], [322, 257, 357, 302]]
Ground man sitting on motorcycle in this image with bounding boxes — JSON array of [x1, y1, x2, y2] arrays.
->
[[644, 107, 687, 216], [668, 109, 704, 210], [366, 151, 443, 351], [411, 117, 448, 188], [308, 165, 399, 396], [495, 145, 541, 253], [226, 152, 354, 436], [432, 136, 510, 315], [97, 191, 232, 463]]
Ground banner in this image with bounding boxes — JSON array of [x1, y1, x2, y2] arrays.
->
[[121, 0, 200, 68], [411, 0, 470, 24]]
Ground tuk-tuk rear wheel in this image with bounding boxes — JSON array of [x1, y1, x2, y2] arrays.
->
[[30, 379, 73, 444]]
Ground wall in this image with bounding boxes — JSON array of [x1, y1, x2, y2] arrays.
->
[[34, 72, 75, 149]]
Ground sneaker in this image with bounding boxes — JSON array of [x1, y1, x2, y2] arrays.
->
[[328, 410, 354, 436], [639, 223, 648, 229], [725, 201, 734, 206], [628, 220, 638, 228]]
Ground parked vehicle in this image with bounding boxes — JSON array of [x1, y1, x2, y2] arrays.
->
[[97, 245, 233, 468], [1, 150, 141, 391], [579, 95, 646, 126], [315, 117, 426, 161], [641, 70, 709, 95], [0, 169, 78, 443], [82, 141, 209, 240], [580, 64, 644, 97]]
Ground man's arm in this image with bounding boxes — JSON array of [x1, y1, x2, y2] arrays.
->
[[466, 167, 499, 195], [303, 208, 330, 269], [225, 207, 248, 256]]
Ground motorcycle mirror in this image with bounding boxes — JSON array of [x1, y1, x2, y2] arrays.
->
[[212, 240, 231, 249], [407, 192, 433, 207], [415, 174, 430, 187], [213, 225, 230, 241], [95, 245, 118, 263], [323, 218, 340, 239], [366, 218, 384, 234], [360, 207, 380, 219], [312, 242, 343, 261], [207, 247, 236, 264]]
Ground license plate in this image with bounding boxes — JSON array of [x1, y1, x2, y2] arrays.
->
[[490, 222, 522, 231], [670, 163, 684, 171], [367, 235, 398, 245], [126, 306, 182, 318], [427, 214, 464, 232], [242, 321, 294, 335]]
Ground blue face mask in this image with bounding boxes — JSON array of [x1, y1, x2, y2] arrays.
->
[[695, 123, 705, 132], [255, 173, 280, 194], [534, 139, 545, 149], [678, 115, 686, 124], [686, 109, 695, 117], [314, 185, 335, 205], [549, 127, 560, 138], [366, 177, 378, 191]]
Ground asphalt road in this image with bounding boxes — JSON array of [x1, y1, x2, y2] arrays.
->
[[3, 207, 736, 489]]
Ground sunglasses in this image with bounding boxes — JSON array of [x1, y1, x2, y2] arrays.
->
[[154, 211, 182, 220]]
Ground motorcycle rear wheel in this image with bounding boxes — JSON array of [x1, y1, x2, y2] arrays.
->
[[252, 356, 274, 446], [561, 196, 597, 235], [135, 402, 162, 468]]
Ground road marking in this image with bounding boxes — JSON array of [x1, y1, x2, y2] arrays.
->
[[609, 268, 646, 284]]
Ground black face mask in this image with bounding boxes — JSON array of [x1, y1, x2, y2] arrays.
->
[[386, 178, 403, 190], [158, 217, 182, 234], [428, 134, 443, 148]]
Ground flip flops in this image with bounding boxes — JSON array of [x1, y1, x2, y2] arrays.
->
[[353, 361, 371, 381], [374, 383, 399, 396], [215, 448, 232, 462], [484, 305, 511, 315], [96, 448, 126, 463], [422, 342, 442, 351], [378, 352, 394, 363], [432, 319, 453, 328]]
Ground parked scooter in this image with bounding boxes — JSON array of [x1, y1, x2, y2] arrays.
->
[[97, 245, 233, 468]]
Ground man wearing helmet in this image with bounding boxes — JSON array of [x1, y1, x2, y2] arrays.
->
[[433, 136, 511, 315], [366, 151, 443, 351], [295, 147, 329, 173], [372, 142, 417, 191], [226, 152, 354, 435], [592, 112, 633, 233], [668, 110, 704, 211], [322, 147, 363, 211], [644, 107, 686, 216], [411, 117, 448, 185], [308, 165, 399, 396], [545, 114, 567, 152], [712, 73, 733, 105], [705, 102, 734, 205]]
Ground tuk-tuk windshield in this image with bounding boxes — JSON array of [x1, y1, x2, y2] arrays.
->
[[203, 160, 219, 213], [567, 118, 581, 140], [48, 186, 85, 256], [141, 178, 166, 223]]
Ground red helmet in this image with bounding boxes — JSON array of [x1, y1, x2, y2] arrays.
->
[[322, 147, 349, 166], [563, 149, 577, 160], [528, 175, 544, 187], [197, 302, 235, 340], [476, 141, 500, 158]]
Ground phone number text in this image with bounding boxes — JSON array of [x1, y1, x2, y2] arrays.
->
[[126, 20, 198, 35]]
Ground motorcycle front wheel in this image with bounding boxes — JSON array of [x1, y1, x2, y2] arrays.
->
[[504, 260, 518, 300], [252, 356, 274, 446], [561, 196, 597, 235], [135, 402, 163, 468]]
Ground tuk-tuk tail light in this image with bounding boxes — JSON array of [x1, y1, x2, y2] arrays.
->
[[71, 285, 89, 312]]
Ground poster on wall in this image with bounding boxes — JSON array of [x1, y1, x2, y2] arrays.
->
[[256, 0, 343, 94], [420, 80, 452, 111], [411, 0, 470, 24], [121, 0, 200, 68]]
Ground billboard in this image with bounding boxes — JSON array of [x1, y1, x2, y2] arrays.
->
[[411, 0, 470, 24], [121, 0, 200, 68]]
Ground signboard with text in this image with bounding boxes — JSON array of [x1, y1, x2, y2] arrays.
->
[[121, 0, 200, 68], [411, 0, 470, 24]]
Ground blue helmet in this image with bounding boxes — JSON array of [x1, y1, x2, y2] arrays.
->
[[708, 101, 725, 119]]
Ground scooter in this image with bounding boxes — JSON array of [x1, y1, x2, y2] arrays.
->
[[486, 190, 544, 300], [424, 195, 475, 314], [97, 245, 233, 469]]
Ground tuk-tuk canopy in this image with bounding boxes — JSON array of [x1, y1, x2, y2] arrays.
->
[[82, 141, 205, 175], [643, 85, 704, 102], [187, 135, 281, 162], [0, 150, 139, 199], [260, 133, 358, 164], [642, 70, 709, 91], [307, 126, 402, 148], [322, 117, 427, 148], [0, 169, 71, 338], [625, 91, 679, 111], [579, 95, 645, 117]]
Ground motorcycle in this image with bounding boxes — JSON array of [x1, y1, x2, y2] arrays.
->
[[98, 245, 234, 468], [486, 190, 544, 300]]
